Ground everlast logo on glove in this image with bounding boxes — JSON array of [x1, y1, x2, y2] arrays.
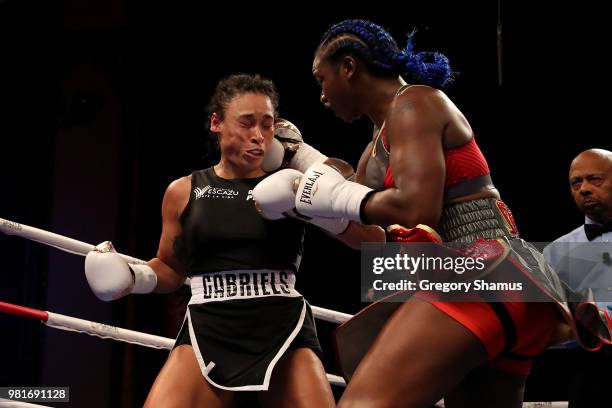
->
[[299, 171, 324, 205]]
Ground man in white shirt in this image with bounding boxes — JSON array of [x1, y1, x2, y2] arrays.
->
[[545, 149, 612, 300], [543, 148, 612, 408]]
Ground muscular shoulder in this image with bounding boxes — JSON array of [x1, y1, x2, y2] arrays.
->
[[397, 85, 446, 102], [385, 85, 450, 141], [166, 175, 191, 199], [391, 85, 451, 115], [389, 86, 471, 147], [163, 175, 192, 217]]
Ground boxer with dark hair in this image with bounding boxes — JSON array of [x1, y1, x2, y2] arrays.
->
[[84, 74, 337, 408]]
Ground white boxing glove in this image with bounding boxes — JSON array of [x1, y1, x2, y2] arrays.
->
[[261, 118, 327, 173], [253, 169, 350, 235], [253, 168, 302, 219], [295, 162, 374, 223], [84, 241, 158, 301], [307, 215, 351, 235]]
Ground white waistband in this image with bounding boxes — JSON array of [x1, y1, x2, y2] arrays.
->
[[189, 269, 300, 305]]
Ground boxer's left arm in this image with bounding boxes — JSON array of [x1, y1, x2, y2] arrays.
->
[[294, 89, 446, 228], [253, 168, 351, 234], [330, 140, 385, 248], [327, 141, 385, 248], [320, 157, 385, 246], [334, 222, 386, 250], [255, 164, 384, 249]]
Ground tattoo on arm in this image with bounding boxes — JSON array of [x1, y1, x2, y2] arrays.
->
[[172, 235, 186, 262], [395, 100, 416, 113]]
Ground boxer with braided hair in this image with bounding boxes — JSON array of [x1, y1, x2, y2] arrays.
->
[[284, 19, 611, 407], [318, 19, 452, 87]]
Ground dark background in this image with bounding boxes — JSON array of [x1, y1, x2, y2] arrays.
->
[[0, 1, 608, 406]]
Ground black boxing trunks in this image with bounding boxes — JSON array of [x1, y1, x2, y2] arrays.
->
[[173, 269, 322, 390]]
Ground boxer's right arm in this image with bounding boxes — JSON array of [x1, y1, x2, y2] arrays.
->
[[149, 177, 190, 293], [85, 242, 158, 301], [84, 178, 189, 301]]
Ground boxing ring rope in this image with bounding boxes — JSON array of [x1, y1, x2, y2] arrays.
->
[[0, 300, 346, 387], [310, 305, 352, 324], [0, 218, 145, 265], [1, 217, 570, 407], [0, 399, 54, 408], [0, 217, 348, 324], [0, 301, 173, 350]]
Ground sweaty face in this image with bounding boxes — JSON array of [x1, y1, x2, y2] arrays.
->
[[312, 55, 360, 122], [212, 92, 275, 174], [569, 152, 612, 223]]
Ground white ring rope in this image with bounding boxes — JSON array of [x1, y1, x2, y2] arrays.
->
[[0, 217, 351, 323], [48, 310, 346, 387], [0, 300, 347, 388], [0, 217, 145, 265], [0, 398, 54, 408], [310, 305, 352, 324], [45, 312, 175, 350], [46, 311, 347, 387]]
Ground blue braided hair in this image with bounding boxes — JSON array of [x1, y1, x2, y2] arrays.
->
[[318, 19, 453, 88]]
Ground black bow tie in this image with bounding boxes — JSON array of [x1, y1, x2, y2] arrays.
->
[[584, 223, 612, 241]]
